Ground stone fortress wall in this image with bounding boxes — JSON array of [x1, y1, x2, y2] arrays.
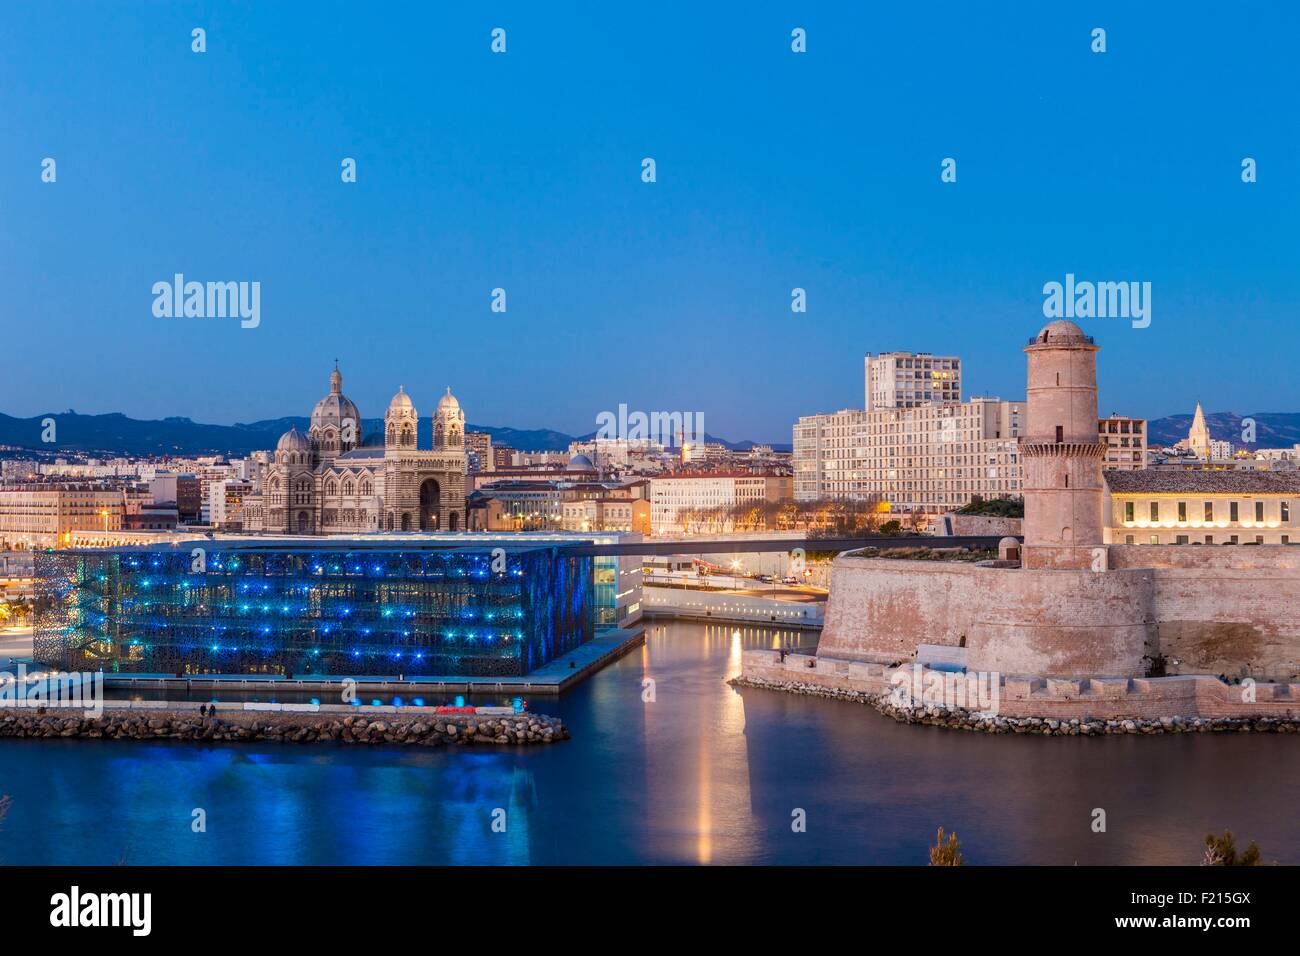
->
[[816, 548, 1300, 682]]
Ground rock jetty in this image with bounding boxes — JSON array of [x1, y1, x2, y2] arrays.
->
[[0, 707, 569, 746]]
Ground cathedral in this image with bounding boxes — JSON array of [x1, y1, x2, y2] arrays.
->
[[242, 365, 468, 534]]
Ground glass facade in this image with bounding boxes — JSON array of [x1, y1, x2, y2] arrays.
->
[[34, 544, 594, 677]]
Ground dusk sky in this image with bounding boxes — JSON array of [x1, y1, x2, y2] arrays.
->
[[2, 2, 1297, 443]]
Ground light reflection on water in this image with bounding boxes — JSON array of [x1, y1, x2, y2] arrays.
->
[[0, 620, 1294, 865]]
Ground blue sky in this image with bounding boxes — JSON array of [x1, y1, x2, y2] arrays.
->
[[2, 2, 1297, 442]]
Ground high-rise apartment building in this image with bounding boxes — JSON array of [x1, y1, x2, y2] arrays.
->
[[793, 398, 1021, 513], [864, 352, 961, 411]]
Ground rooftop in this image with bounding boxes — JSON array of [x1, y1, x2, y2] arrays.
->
[[1104, 470, 1300, 495]]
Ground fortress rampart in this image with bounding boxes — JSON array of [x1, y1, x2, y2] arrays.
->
[[737, 650, 1299, 725], [816, 547, 1300, 682]]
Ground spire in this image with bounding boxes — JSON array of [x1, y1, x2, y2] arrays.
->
[[330, 361, 342, 394], [1188, 402, 1212, 458]]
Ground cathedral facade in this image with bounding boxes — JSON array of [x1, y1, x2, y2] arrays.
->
[[243, 366, 468, 534]]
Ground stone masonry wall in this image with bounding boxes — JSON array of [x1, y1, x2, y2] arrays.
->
[[741, 650, 1300, 723], [817, 547, 1300, 682]]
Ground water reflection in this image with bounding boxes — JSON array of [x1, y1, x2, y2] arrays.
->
[[0, 620, 1294, 865]]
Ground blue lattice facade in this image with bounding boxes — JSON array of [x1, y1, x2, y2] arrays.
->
[[33, 543, 594, 677]]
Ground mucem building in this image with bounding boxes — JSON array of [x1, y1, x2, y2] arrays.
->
[[33, 535, 642, 678]]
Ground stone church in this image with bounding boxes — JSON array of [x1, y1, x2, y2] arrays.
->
[[243, 365, 468, 534]]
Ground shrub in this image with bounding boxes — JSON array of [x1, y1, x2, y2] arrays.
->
[[929, 827, 964, 866]]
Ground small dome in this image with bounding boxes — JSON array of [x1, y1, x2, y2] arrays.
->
[[277, 427, 310, 451], [1033, 319, 1090, 344], [437, 386, 460, 412], [388, 386, 415, 411], [567, 453, 595, 471]]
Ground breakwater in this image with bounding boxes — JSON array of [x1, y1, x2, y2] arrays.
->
[[731, 674, 1300, 735], [0, 705, 568, 746]]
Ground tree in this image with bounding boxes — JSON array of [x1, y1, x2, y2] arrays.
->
[[929, 827, 964, 866], [1203, 830, 1261, 866], [957, 494, 1024, 518], [879, 519, 902, 536]]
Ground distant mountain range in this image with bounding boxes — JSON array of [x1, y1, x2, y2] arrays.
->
[[0, 410, 789, 458], [6, 406, 1293, 460], [1146, 411, 1300, 450]]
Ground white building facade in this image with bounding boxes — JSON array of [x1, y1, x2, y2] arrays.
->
[[793, 398, 1022, 514]]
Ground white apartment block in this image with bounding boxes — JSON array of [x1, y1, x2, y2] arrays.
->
[[1099, 415, 1147, 471], [649, 472, 792, 535], [1210, 439, 1235, 462], [793, 398, 1021, 513], [206, 479, 254, 529], [864, 352, 961, 411]]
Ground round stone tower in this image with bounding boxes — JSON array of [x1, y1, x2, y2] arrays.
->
[[1021, 320, 1105, 569]]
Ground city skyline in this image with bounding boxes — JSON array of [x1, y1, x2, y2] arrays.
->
[[3, 4, 1298, 442]]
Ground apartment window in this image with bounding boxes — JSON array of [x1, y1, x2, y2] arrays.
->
[[1124, 501, 1134, 522], [1256, 501, 1265, 522], [1230, 535, 1239, 544], [1204, 535, 1213, 545], [1230, 501, 1239, 522], [1178, 502, 1187, 521], [1204, 501, 1213, 522], [1256, 535, 1264, 544], [1150, 502, 1159, 521], [1055, 425, 1063, 443], [1283, 501, 1291, 522], [1125, 535, 1134, 545], [1175, 535, 1189, 545], [1149, 535, 1159, 544]]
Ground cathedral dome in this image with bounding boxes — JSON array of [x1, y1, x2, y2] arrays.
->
[[567, 454, 595, 472], [277, 427, 310, 451], [311, 363, 361, 431]]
